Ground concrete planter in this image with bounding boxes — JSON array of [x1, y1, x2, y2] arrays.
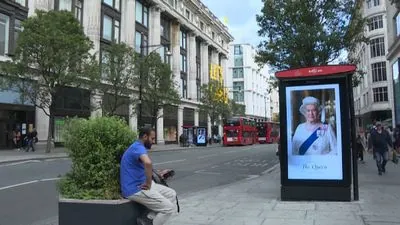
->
[[59, 198, 145, 225]]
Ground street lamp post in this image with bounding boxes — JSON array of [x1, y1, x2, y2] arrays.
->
[[138, 43, 172, 129]]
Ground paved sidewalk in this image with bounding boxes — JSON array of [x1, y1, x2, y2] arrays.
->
[[0, 142, 222, 164], [166, 155, 400, 225]]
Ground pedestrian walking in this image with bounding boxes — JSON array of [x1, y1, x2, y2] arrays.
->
[[13, 128, 21, 151], [368, 122, 393, 175], [356, 134, 365, 163], [26, 128, 37, 152]]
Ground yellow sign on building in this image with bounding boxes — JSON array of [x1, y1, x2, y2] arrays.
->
[[209, 64, 228, 103]]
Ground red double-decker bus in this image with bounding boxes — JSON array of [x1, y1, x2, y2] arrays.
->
[[256, 122, 280, 144], [223, 117, 257, 146]]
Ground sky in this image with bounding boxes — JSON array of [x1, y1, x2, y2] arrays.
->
[[201, 0, 264, 46]]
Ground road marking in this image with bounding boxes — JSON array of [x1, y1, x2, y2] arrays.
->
[[0, 180, 38, 191], [198, 153, 219, 159], [40, 178, 61, 182], [223, 150, 239, 154], [261, 163, 280, 175], [245, 175, 260, 180], [0, 177, 61, 191], [194, 170, 221, 175], [0, 160, 41, 167], [153, 159, 186, 165]]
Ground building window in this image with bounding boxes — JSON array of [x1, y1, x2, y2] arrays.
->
[[200, 22, 204, 31], [135, 31, 148, 55], [14, 0, 27, 7], [159, 45, 170, 64], [197, 84, 201, 100], [395, 13, 400, 37], [180, 30, 187, 49], [102, 15, 112, 41], [233, 81, 244, 103], [102, 14, 120, 43], [371, 62, 387, 82], [185, 10, 190, 19], [168, 0, 176, 7], [59, 0, 72, 10], [370, 37, 385, 58], [100, 47, 109, 78], [161, 17, 170, 39], [103, 0, 120, 11], [373, 87, 388, 102], [233, 68, 244, 78], [181, 78, 187, 98], [368, 15, 383, 31], [234, 45, 243, 55], [75, 0, 83, 23], [13, 19, 22, 53], [367, 0, 380, 8], [56, 0, 84, 23], [234, 55, 243, 67], [366, 0, 372, 8], [136, 1, 148, 27], [0, 13, 9, 56], [181, 54, 187, 72]]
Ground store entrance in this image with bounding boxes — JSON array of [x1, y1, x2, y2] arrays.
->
[[0, 105, 35, 150]]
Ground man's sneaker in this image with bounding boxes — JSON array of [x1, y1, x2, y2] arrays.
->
[[137, 216, 153, 225], [378, 171, 382, 176]]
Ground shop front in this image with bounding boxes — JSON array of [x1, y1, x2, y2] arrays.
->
[[0, 85, 35, 150], [52, 87, 91, 146]]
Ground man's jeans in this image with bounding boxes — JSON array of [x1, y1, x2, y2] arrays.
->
[[127, 181, 177, 225], [375, 151, 388, 172]]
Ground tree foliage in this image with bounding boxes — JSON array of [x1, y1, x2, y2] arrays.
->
[[0, 10, 98, 152], [200, 80, 229, 126], [135, 52, 180, 128], [256, 0, 366, 86], [58, 116, 136, 200], [95, 42, 136, 117], [231, 100, 246, 116]]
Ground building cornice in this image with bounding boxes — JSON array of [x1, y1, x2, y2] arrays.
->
[[157, 0, 231, 54]]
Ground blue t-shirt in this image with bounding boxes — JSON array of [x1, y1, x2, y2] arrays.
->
[[120, 141, 148, 198]]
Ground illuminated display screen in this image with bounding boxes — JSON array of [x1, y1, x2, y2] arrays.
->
[[285, 84, 343, 180], [197, 128, 206, 144]]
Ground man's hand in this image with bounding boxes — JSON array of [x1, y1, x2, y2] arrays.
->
[[139, 182, 152, 190]]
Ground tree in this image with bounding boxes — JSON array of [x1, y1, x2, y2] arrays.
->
[[135, 52, 180, 129], [200, 80, 228, 128], [231, 100, 246, 116], [0, 10, 98, 153], [95, 43, 136, 117], [256, 0, 366, 86]]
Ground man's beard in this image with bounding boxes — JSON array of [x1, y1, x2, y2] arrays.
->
[[144, 141, 152, 149]]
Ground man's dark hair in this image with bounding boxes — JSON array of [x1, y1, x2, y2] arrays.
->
[[138, 126, 154, 138]]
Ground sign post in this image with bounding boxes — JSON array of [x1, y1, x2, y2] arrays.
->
[[275, 65, 358, 201]]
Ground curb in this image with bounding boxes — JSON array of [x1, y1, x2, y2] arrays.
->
[[0, 155, 69, 165], [0, 145, 224, 164]]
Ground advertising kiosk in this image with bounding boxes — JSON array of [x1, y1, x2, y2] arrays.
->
[[181, 125, 208, 147], [275, 65, 358, 201]]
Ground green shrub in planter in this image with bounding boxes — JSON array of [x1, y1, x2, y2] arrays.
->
[[58, 116, 137, 200]]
